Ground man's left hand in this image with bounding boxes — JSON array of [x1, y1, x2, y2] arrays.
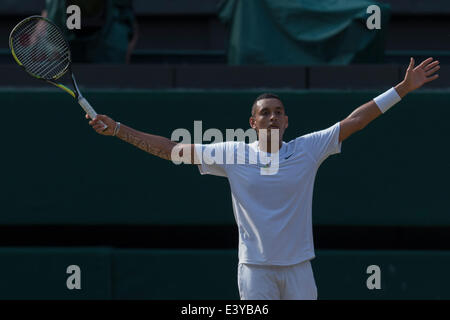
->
[[397, 57, 440, 97]]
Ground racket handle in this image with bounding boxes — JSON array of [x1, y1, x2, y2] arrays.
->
[[78, 97, 108, 130]]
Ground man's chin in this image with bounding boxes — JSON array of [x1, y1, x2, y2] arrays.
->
[[268, 128, 281, 134], [259, 129, 282, 139]]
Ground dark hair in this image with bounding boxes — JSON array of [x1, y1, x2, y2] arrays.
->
[[252, 93, 284, 116], [254, 93, 281, 103]]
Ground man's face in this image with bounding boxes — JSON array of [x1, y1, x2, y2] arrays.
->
[[250, 98, 288, 141]]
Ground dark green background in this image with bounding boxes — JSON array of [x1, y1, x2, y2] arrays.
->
[[0, 248, 449, 299], [0, 88, 449, 300], [1, 88, 448, 226]]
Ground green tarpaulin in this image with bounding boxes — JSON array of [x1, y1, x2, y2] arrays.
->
[[219, 0, 390, 65], [45, 0, 135, 63]]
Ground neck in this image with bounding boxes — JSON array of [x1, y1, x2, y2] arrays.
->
[[258, 137, 282, 153]]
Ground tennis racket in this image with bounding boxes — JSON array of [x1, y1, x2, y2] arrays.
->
[[9, 15, 107, 129]]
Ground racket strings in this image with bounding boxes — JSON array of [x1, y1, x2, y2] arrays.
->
[[13, 24, 68, 78], [21, 31, 67, 70], [14, 21, 68, 73], [11, 18, 70, 79], [23, 24, 68, 78], [35, 50, 70, 79]]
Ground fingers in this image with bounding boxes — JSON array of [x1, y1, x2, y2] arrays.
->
[[88, 114, 100, 125], [92, 120, 108, 132], [416, 57, 434, 70], [425, 65, 440, 76], [87, 114, 114, 135], [424, 60, 439, 71], [93, 124, 105, 131], [88, 114, 105, 124], [408, 57, 415, 70], [426, 74, 439, 83]]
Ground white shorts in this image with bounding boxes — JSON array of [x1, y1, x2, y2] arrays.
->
[[237, 260, 318, 300]]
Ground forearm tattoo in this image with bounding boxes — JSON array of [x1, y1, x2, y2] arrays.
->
[[118, 130, 172, 161]]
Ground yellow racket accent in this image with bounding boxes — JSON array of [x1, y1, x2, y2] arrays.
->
[[54, 83, 76, 98], [10, 31, 74, 98], [9, 15, 106, 128], [10, 45, 22, 67]]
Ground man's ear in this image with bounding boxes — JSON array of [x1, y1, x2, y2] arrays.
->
[[285, 115, 289, 129], [249, 116, 256, 129]]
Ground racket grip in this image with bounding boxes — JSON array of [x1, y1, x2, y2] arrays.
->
[[78, 97, 108, 130]]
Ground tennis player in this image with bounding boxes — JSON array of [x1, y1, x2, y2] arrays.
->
[[88, 57, 439, 299]]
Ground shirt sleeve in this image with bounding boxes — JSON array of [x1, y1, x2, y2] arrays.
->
[[300, 122, 342, 165], [194, 142, 230, 178]]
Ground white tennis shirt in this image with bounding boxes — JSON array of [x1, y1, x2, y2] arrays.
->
[[195, 122, 342, 266]]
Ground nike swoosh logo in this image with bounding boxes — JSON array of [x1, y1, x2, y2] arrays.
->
[[259, 162, 271, 168], [284, 154, 293, 160]]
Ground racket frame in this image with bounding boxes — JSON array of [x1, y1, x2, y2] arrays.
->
[[9, 15, 102, 123]]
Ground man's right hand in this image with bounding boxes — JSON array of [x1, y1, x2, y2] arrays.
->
[[86, 114, 117, 136]]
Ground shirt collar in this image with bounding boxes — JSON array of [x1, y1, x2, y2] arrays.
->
[[252, 140, 287, 157]]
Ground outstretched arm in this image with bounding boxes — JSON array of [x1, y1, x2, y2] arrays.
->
[[339, 57, 440, 143], [88, 114, 197, 163]]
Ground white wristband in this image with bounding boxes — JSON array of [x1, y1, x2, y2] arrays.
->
[[373, 87, 401, 113]]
